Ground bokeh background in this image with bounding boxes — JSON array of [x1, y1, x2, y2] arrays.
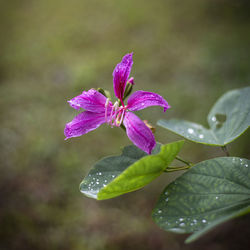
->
[[1, 0, 250, 249]]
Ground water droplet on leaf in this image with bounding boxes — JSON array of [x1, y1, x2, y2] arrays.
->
[[188, 128, 194, 134]]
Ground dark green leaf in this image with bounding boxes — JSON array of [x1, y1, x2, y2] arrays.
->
[[158, 87, 250, 145], [80, 141, 184, 200], [152, 157, 250, 242]]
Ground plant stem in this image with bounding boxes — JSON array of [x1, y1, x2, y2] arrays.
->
[[221, 145, 230, 156], [120, 124, 126, 132], [175, 156, 192, 167], [164, 165, 191, 172]]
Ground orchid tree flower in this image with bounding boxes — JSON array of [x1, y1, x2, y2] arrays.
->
[[64, 53, 170, 154]]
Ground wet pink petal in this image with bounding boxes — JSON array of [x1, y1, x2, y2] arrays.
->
[[68, 89, 112, 113], [64, 111, 106, 139], [127, 91, 170, 112], [113, 53, 133, 100], [123, 112, 156, 154]]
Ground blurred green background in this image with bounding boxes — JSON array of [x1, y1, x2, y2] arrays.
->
[[1, 0, 250, 249]]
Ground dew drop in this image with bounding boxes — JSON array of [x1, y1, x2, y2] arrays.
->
[[215, 196, 219, 200], [193, 219, 197, 224], [158, 210, 162, 214], [179, 218, 184, 222], [180, 223, 185, 227], [96, 181, 99, 185], [188, 128, 194, 134], [165, 198, 169, 202], [199, 134, 204, 139], [211, 116, 216, 122], [202, 219, 207, 223], [245, 164, 248, 168]]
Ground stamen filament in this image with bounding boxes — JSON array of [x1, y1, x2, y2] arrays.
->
[[105, 98, 110, 122], [118, 109, 125, 126], [110, 101, 119, 127]]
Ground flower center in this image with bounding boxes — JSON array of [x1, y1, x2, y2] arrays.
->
[[105, 99, 126, 127]]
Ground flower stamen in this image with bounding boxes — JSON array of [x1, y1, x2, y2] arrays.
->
[[110, 101, 119, 127], [105, 98, 110, 122], [115, 108, 125, 127]]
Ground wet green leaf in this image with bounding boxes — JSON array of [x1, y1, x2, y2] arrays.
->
[[152, 157, 250, 242], [158, 87, 250, 145], [80, 141, 184, 200]]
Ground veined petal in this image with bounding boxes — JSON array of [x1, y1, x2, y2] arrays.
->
[[123, 112, 156, 154], [113, 53, 133, 100], [127, 91, 170, 112], [68, 89, 112, 113], [64, 111, 106, 139]]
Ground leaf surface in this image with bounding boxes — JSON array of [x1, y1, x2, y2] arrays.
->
[[80, 141, 184, 200], [152, 157, 250, 242], [158, 87, 250, 145]]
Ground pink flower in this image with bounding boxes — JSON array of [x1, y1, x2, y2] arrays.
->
[[64, 53, 170, 154]]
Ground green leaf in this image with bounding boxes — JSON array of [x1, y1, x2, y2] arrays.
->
[[80, 140, 184, 200], [152, 157, 250, 242], [158, 86, 250, 146]]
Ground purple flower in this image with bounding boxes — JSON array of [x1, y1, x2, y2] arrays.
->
[[64, 53, 170, 154]]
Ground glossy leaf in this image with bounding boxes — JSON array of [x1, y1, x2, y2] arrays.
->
[[158, 87, 250, 145], [152, 157, 250, 242], [80, 140, 184, 200]]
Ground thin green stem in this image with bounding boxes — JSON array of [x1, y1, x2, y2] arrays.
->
[[164, 165, 191, 172], [120, 124, 126, 132], [175, 156, 193, 167], [221, 145, 230, 157]]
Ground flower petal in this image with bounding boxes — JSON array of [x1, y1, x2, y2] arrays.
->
[[64, 111, 106, 139], [127, 91, 170, 112], [113, 53, 133, 100], [123, 112, 156, 154], [68, 89, 111, 113]]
